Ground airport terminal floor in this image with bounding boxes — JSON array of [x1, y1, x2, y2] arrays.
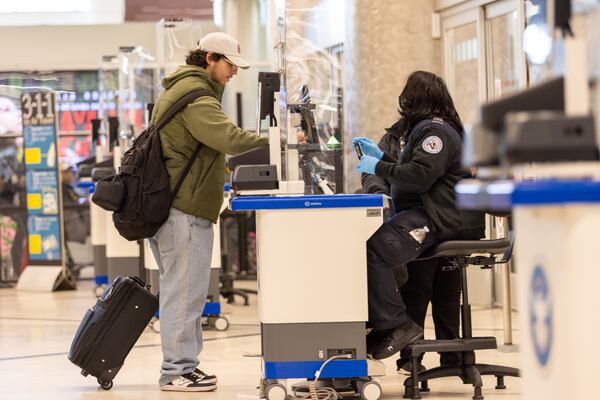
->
[[0, 280, 521, 400]]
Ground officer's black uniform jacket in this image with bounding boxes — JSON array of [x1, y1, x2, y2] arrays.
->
[[361, 119, 403, 196], [363, 118, 484, 241]]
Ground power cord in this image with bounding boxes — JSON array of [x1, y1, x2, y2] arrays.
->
[[291, 354, 352, 400]]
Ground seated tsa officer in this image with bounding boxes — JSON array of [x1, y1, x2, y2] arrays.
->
[[354, 70, 484, 360]]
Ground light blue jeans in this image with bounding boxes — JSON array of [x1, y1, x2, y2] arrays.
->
[[147, 208, 214, 386]]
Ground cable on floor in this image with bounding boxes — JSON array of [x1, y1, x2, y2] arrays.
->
[[290, 354, 352, 400]]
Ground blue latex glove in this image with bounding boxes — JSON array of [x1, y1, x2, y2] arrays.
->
[[352, 137, 383, 160], [355, 155, 379, 175]]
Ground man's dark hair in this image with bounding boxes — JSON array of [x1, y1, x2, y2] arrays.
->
[[398, 70, 464, 137], [185, 49, 224, 68]]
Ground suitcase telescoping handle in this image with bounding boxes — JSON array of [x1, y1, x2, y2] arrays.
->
[[102, 276, 153, 301], [129, 276, 159, 299], [129, 276, 151, 291]]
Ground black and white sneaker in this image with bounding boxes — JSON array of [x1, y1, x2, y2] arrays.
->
[[193, 368, 218, 384], [160, 372, 218, 392]]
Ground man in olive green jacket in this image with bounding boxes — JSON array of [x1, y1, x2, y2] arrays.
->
[[147, 32, 268, 392]]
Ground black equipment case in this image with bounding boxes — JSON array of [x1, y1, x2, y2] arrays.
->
[[68, 276, 159, 390]]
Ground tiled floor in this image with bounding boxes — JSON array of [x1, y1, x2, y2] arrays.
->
[[0, 279, 521, 400]]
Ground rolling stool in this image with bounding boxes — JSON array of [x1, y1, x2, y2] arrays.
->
[[403, 238, 520, 400]]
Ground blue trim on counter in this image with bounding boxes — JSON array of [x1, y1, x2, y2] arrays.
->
[[153, 302, 221, 319], [77, 181, 96, 194], [77, 181, 95, 190], [264, 359, 368, 379], [512, 180, 600, 205], [456, 180, 513, 212], [230, 194, 384, 211], [203, 302, 221, 316]]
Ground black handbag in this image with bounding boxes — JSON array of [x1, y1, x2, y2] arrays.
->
[[92, 175, 125, 212]]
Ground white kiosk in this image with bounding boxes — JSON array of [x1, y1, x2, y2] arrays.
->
[[230, 194, 386, 400], [227, 2, 388, 396], [512, 180, 600, 400]]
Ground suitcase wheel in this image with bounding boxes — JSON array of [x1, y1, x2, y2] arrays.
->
[[98, 379, 113, 390]]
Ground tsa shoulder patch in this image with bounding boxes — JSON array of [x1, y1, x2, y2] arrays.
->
[[422, 135, 443, 154]]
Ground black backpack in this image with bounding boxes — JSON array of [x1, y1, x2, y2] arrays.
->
[[92, 89, 212, 241]]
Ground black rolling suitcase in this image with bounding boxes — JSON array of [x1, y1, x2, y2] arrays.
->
[[68, 276, 159, 390]]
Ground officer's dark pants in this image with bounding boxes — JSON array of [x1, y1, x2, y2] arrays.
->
[[367, 209, 439, 332], [400, 258, 462, 365]]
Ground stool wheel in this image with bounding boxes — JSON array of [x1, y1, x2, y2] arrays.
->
[[473, 386, 483, 400], [495, 375, 506, 389]]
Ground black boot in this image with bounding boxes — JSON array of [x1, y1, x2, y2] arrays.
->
[[367, 329, 390, 356], [370, 320, 423, 360]]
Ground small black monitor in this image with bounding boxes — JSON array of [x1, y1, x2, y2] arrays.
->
[[90, 118, 101, 145], [146, 103, 154, 125], [258, 72, 280, 122], [107, 116, 119, 150], [552, 0, 572, 35]]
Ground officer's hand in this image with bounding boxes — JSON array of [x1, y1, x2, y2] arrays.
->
[[355, 155, 379, 175], [352, 137, 383, 160]]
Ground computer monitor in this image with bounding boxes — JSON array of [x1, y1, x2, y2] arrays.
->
[[257, 72, 280, 126]]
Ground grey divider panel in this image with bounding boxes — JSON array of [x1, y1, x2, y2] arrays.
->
[[207, 268, 220, 302], [107, 257, 140, 282], [147, 269, 160, 295], [262, 322, 366, 362], [93, 245, 107, 277]]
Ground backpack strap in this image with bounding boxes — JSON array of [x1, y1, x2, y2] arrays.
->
[[153, 89, 213, 130], [152, 89, 214, 201], [171, 140, 203, 201]]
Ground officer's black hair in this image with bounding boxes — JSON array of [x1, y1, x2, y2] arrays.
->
[[185, 49, 225, 68], [398, 71, 464, 137]]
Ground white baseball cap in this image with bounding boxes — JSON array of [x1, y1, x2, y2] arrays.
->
[[197, 32, 250, 70]]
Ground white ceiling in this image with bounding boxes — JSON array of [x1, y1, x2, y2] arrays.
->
[[0, 0, 120, 26]]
